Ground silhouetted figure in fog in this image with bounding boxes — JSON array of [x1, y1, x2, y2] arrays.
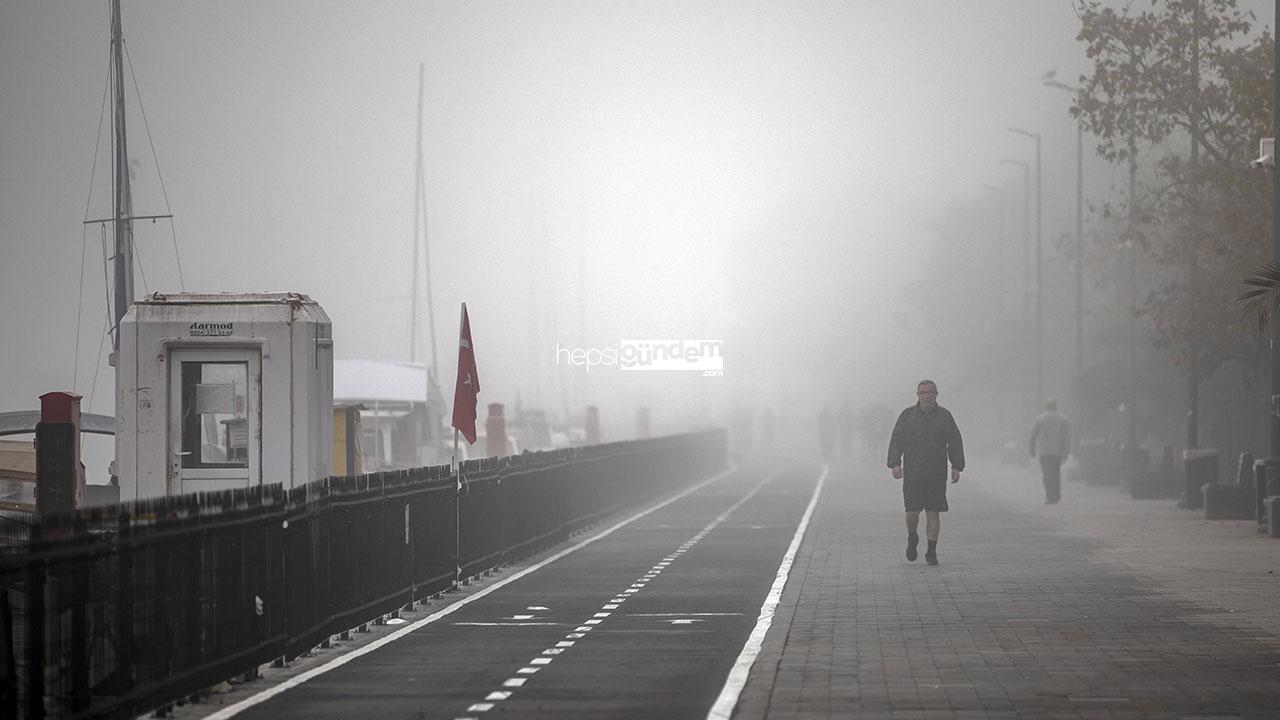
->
[[837, 401, 856, 460], [817, 404, 836, 461], [887, 380, 965, 566], [760, 407, 777, 448], [1029, 398, 1071, 504], [871, 402, 893, 460]]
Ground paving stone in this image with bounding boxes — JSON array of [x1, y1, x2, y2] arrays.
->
[[735, 458, 1280, 719]]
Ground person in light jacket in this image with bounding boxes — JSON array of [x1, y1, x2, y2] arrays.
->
[[1029, 398, 1072, 504]]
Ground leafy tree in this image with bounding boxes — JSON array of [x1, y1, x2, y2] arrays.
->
[[1074, 0, 1269, 384]]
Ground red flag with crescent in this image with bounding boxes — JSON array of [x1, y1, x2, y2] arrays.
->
[[451, 303, 481, 444]]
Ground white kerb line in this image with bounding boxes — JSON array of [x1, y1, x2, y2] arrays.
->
[[203, 463, 740, 720], [705, 463, 828, 720]]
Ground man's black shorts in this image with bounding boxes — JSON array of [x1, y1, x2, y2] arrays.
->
[[903, 478, 948, 512]]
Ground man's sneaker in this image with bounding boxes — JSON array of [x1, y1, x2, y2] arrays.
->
[[906, 534, 919, 561], [925, 552, 939, 566]]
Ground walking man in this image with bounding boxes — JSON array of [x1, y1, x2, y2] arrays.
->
[[1029, 398, 1071, 504], [887, 380, 965, 566]]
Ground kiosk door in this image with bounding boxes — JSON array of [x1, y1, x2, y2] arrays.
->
[[168, 348, 261, 493]]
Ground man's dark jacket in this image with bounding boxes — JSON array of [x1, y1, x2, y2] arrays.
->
[[886, 404, 965, 482]]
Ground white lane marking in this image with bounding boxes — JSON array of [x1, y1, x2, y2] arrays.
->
[[503, 678, 526, 687], [452, 622, 560, 627], [631, 613, 745, 617], [566, 633, 585, 639], [574, 625, 593, 631], [526, 606, 549, 610], [467, 703, 494, 712], [603, 604, 619, 610], [705, 464, 827, 720], [516, 667, 539, 674], [202, 464, 738, 720], [459, 466, 782, 720], [512, 614, 534, 620]]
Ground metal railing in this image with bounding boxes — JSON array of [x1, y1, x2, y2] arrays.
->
[[0, 430, 726, 720]]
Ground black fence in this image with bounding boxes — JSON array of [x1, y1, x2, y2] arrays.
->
[[0, 430, 726, 720]]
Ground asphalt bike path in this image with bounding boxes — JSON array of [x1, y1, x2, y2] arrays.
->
[[212, 461, 824, 720]]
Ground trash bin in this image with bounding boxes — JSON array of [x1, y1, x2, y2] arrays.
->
[[1183, 448, 1219, 510], [1268, 496, 1280, 538], [1256, 459, 1271, 532]]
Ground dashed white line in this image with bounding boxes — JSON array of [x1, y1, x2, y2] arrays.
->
[[201, 464, 739, 720], [455, 466, 783, 719]]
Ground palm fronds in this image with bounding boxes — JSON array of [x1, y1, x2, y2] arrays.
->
[[1238, 260, 1280, 333]]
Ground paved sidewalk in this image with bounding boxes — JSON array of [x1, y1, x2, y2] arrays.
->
[[736, 457, 1280, 719]]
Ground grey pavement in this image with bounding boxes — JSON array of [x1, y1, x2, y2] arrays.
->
[[735, 456, 1280, 719]]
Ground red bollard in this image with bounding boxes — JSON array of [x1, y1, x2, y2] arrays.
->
[[36, 391, 84, 514], [485, 403, 508, 458]]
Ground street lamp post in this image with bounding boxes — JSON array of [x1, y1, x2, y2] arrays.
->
[[979, 183, 1006, 313], [1003, 158, 1032, 426], [1045, 79, 1086, 420], [1009, 127, 1044, 411], [1270, 0, 1280, 463]]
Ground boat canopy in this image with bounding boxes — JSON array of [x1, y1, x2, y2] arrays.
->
[[0, 410, 115, 437]]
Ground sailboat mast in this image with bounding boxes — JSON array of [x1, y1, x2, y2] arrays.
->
[[110, 0, 134, 352], [411, 64, 423, 364]]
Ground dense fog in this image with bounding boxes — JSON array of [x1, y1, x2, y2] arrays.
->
[[2, 1, 1277, 477]]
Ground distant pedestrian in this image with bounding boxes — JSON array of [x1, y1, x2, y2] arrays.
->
[[887, 380, 965, 566], [837, 401, 856, 460], [871, 402, 893, 460], [1029, 398, 1071, 504]]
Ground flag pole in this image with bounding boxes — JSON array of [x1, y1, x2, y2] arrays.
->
[[453, 426, 460, 587]]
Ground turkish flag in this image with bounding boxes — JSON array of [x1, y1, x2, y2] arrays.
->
[[451, 303, 481, 444]]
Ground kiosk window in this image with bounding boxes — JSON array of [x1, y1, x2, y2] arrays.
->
[[180, 361, 249, 468]]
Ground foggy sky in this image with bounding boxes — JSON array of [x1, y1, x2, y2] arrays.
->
[[3, 1, 1262, 447]]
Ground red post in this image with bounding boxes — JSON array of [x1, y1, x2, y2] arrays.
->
[[36, 392, 83, 514], [485, 403, 508, 458]]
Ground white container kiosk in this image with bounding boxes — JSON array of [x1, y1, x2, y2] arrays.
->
[[114, 292, 333, 501]]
